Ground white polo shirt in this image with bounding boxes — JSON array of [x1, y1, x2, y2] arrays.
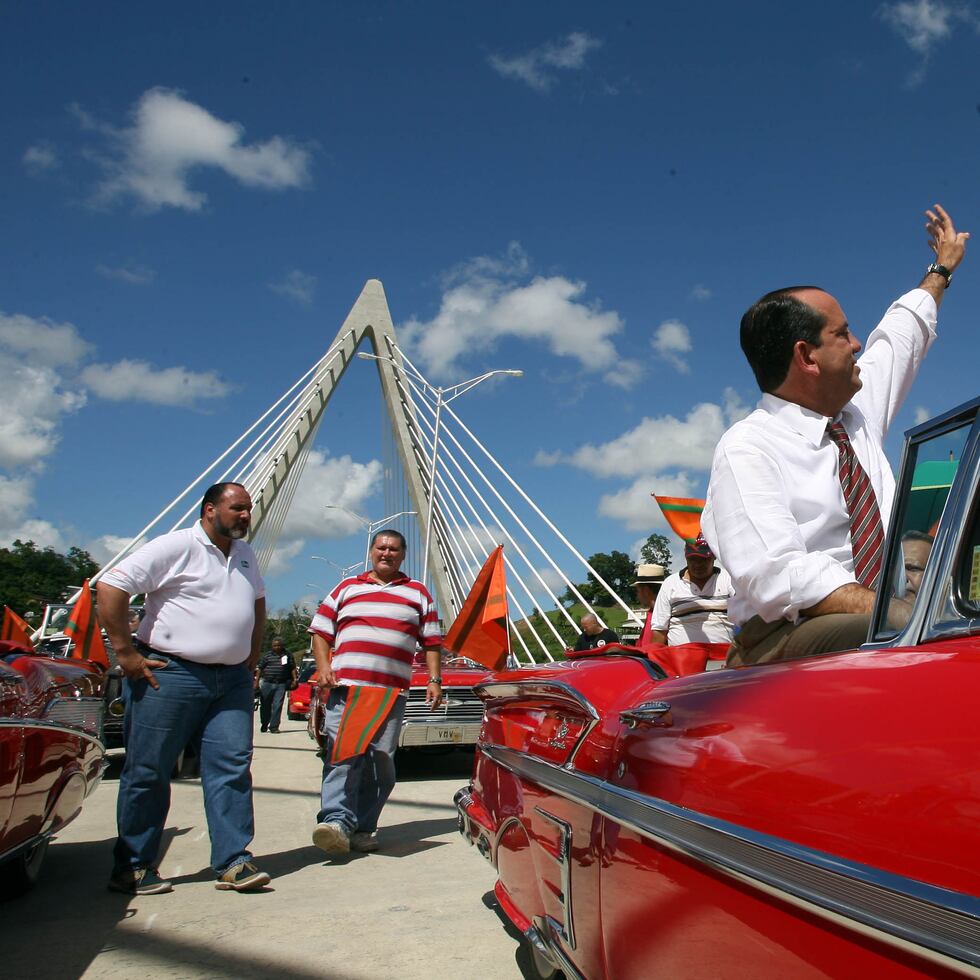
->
[[650, 568, 735, 645], [102, 522, 265, 665]]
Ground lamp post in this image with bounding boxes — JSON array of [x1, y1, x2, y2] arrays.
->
[[310, 556, 363, 579], [322, 506, 418, 568], [357, 351, 522, 586]]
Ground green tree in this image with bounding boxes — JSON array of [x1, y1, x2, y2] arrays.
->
[[263, 602, 317, 661], [564, 549, 636, 606], [0, 540, 99, 619], [640, 533, 673, 572]]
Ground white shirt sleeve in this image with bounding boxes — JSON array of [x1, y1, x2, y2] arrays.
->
[[101, 532, 188, 596], [649, 577, 675, 632], [852, 288, 937, 439], [703, 439, 855, 624]]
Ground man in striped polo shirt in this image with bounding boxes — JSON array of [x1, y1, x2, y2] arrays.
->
[[308, 529, 443, 854]]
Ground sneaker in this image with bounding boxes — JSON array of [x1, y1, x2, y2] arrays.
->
[[350, 831, 379, 853], [214, 861, 271, 892], [108, 866, 173, 895], [269, 728, 280, 734], [260, 725, 268, 733], [312, 821, 350, 854]]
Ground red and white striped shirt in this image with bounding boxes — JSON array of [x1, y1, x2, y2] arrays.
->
[[309, 572, 442, 690]]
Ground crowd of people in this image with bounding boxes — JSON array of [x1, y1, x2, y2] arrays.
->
[[94, 201, 967, 898]]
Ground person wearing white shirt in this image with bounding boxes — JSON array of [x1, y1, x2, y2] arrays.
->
[[702, 204, 969, 667], [648, 535, 734, 646], [97, 482, 271, 895]]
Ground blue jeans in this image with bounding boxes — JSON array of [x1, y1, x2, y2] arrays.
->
[[114, 654, 256, 875], [317, 687, 406, 835], [258, 681, 287, 730]]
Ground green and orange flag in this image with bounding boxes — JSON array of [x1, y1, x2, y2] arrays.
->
[[654, 495, 706, 544], [443, 545, 509, 671], [65, 579, 110, 669], [2, 606, 34, 648], [331, 685, 401, 764]]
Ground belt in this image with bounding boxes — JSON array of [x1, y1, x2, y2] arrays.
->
[[134, 639, 242, 668]]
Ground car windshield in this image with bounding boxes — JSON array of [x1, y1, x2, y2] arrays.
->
[[876, 417, 972, 640]]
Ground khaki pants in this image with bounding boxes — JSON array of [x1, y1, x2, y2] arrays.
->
[[727, 613, 872, 667]]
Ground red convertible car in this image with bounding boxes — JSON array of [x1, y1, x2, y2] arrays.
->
[[1, 644, 107, 896], [456, 398, 980, 978]]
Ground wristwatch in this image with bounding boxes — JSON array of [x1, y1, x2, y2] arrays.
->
[[926, 262, 952, 288], [427, 676, 443, 685]]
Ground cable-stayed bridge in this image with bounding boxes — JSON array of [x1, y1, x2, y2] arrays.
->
[[88, 281, 637, 664]]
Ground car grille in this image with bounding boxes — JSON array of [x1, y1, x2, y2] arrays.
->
[[43, 696, 105, 736], [400, 685, 486, 747]]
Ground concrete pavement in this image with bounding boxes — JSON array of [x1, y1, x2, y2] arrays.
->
[[4, 720, 532, 979]]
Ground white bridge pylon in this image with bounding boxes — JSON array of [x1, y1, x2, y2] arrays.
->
[[90, 280, 638, 663]]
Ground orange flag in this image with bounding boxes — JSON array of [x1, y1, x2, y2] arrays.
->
[[2, 606, 34, 648], [443, 545, 509, 671], [330, 685, 400, 763], [65, 580, 110, 669], [654, 495, 705, 544]]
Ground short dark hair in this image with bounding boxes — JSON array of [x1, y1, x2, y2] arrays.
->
[[740, 287, 827, 393], [371, 528, 407, 551], [902, 529, 934, 544], [200, 482, 246, 518]]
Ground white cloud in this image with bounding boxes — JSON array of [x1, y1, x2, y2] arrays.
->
[[264, 539, 306, 578], [23, 142, 59, 174], [0, 314, 89, 468], [489, 32, 602, 91], [0, 475, 65, 549], [880, 0, 977, 83], [0, 311, 93, 367], [599, 472, 699, 532], [881, 0, 957, 52], [604, 358, 644, 389], [913, 405, 931, 425], [80, 360, 231, 406], [86, 534, 147, 565], [562, 398, 739, 478], [400, 244, 634, 384], [281, 451, 383, 540], [96, 263, 156, 285], [533, 448, 563, 467], [269, 269, 316, 306], [76, 87, 312, 212], [651, 319, 692, 373], [691, 284, 712, 301]]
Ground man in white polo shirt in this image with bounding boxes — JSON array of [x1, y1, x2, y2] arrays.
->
[[97, 482, 270, 895], [647, 534, 734, 646]]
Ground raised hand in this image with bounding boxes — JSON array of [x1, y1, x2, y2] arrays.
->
[[926, 204, 970, 272]]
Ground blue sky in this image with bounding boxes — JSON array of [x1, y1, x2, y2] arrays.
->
[[3, 1, 979, 612]]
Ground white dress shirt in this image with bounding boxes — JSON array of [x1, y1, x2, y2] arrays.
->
[[650, 568, 735, 644], [702, 288, 937, 626], [102, 522, 265, 664]]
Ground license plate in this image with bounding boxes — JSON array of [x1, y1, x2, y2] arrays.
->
[[427, 726, 463, 744]]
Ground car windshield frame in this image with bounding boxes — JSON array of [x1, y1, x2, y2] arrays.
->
[[867, 396, 980, 648]]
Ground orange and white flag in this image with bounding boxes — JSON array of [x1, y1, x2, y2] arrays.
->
[[443, 545, 509, 671], [1, 606, 34, 649]]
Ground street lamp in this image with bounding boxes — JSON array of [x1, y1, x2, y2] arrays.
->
[[357, 351, 522, 586], [322, 506, 418, 568], [311, 556, 363, 579]]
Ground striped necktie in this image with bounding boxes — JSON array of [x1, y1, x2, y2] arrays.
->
[[827, 420, 885, 589]]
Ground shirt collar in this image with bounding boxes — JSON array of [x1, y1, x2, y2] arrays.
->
[[193, 520, 243, 558], [759, 393, 867, 448], [357, 570, 410, 586]]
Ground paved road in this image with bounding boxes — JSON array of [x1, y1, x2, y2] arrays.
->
[[5, 721, 532, 979]]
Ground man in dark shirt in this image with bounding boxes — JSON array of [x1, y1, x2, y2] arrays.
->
[[255, 638, 297, 733], [573, 613, 619, 651]]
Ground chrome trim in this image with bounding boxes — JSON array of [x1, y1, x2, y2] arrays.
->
[[535, 808, 576, 950], [484, 745, 980, 972], [0, 716, 106, 752], [619, 700, 671, 727], [475, 679, 601, 767], [531, 918, 586, 980]]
